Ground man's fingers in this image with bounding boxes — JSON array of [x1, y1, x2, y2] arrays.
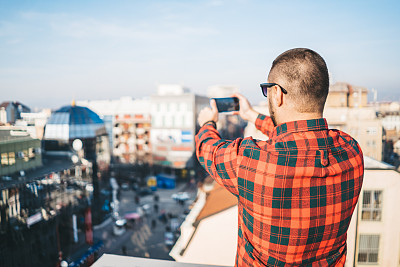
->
[[232, 93, 244, 101], [210, 99, 218, 113]]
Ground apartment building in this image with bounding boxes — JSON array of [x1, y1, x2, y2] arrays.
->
[[325, 82, 368, 108], [324, 106, 383, 161], [345, 157, 400, 266], [371, 101, 400, 138], [78, 97, 152, 164]]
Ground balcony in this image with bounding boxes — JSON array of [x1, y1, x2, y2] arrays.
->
[[92, 254, 226, 267]]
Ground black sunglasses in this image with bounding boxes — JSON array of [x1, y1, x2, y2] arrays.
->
[[260, 83, 288, 97]]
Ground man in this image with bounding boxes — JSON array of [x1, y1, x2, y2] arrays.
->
[[195, 48, 364, 266]]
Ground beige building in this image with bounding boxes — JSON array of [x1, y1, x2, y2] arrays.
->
[[324, 83, 382, 161], [325, 82, 368, 108], [78, 97, 152, 164], [345, 157, 400, 266], [324, 107, 383, 161]]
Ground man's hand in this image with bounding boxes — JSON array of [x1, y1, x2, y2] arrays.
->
[[198, 99, 219, 126], [232, 93, 259, 124]]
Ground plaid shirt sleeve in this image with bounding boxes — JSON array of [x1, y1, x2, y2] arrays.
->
[[195, 114, 273, 196], [254, 114, 275, 138], [195, 121, 242, 196]]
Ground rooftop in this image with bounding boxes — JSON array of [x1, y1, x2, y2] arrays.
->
[[0, 127, 34, 144], [364, 155, 395, 170], [44, 105, 105, 140], [195, 183, 237, 224]]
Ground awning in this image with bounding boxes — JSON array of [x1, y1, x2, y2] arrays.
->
[[124, 212, 141, 220]]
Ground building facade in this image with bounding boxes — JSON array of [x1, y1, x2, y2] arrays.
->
[[78, 97, 152, 165], [324, 82, 383, 161], [0, 159, 98, 267], [324, 107, 383, 161], [15, 109, 52, 140], [345, 157, 400, 266], [150, 85, 209, 175], [325, 82, 369, 108]]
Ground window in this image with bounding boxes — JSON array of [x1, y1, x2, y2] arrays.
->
[[28, 148, 36, 159], [153, 116, 162, 127], [170, 103, 177, 112], [160, 103, 167, 112], [165, 116, 172, 127], [366, 140, 376, 147], [366, 127, 377, 135], [23, 149, 29, 162], [1, 153, 8, 166], [8, 152, 15, 165], [185, 113, 193, 127], [358, 235, 379, 264], [174, 115, 183, 127], [362, 190, 382, 221]]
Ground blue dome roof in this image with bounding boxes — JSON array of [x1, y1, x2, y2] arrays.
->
[[48, 105, 104, 125], [45, 105, 105, 140]]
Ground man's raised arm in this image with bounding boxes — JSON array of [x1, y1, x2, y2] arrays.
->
[[232, 93, 275, 138], [195, 99, 240, 196]]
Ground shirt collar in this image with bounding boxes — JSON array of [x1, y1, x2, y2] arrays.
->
[[273, 118, 328, 137]]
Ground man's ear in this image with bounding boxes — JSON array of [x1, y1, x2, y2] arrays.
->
[[274, 85, 284, 107]]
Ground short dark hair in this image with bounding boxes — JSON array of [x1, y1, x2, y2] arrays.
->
[[268, 48, 329, 113]]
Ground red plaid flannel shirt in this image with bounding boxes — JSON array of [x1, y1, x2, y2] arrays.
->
[[195, 114, 364, 267]]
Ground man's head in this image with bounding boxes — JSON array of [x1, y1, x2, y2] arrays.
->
[[266, 48, 329, 125]]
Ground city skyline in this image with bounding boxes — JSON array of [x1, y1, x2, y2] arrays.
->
[[1, 0, 399, 109]]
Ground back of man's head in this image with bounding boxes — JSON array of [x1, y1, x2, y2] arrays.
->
[[268, 48, 329, 113]]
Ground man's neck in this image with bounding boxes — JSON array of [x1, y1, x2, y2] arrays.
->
[[275, 112, 323, 126]]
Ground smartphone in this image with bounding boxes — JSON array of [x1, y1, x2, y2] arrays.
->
[[212, 97, 240, 113]]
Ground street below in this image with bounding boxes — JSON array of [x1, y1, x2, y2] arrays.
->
[[93, 182, 197, 260]]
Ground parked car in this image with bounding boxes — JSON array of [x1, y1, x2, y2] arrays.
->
[[172, 192, 190, 202], [121, 183, 129, 190], [141, 204, 152, 215], [164, 231, 175, 246], [138, 187, 153, 196], [131, 183, 139, 191], [113, 219, 127, 236]]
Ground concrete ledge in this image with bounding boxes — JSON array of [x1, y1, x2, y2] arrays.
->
[[92, 254, 224, 267]]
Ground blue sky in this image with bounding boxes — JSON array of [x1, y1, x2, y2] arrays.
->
[[0, 0, 399, 108]]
